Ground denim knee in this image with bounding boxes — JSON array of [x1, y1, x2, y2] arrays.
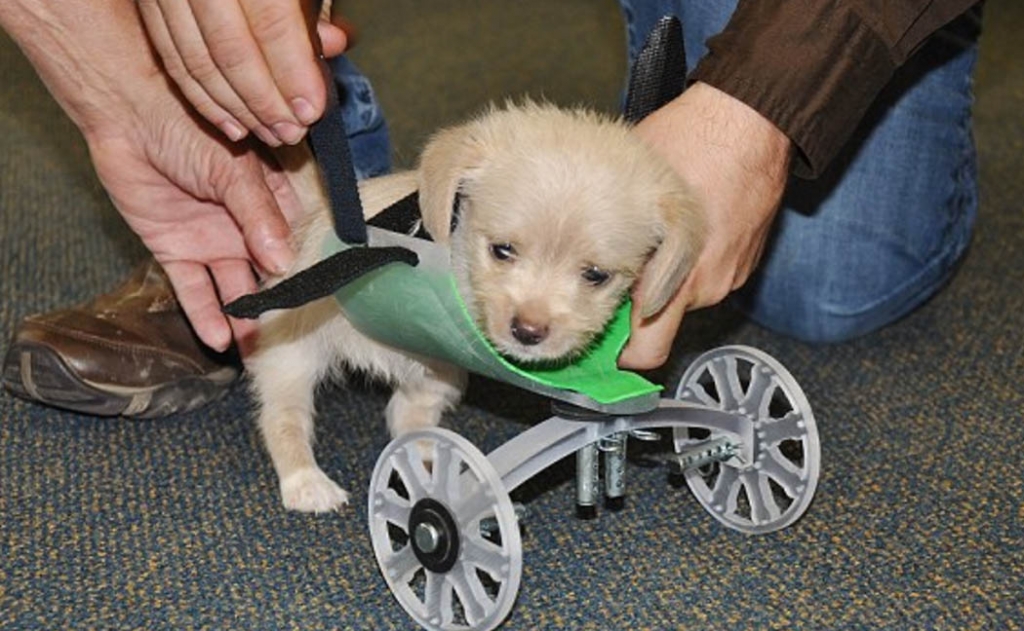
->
[[733, 212, 974, 345], [734, 128, 978, 345]]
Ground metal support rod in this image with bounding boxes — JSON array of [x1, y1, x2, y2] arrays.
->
[[600, 433, 628, 511], [480, 503, 528, 536], [576, 442, 600, 519]]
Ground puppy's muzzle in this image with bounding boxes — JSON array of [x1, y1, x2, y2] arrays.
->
[[511, 316, 549, 346]]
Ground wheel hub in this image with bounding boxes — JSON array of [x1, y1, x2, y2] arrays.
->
[[408, 498, 460, 573]]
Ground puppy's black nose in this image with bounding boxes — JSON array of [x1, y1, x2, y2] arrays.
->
[[511, 317, 549, 346]]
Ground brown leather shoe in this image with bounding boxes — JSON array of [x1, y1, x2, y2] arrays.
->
[[2, 260, 239, 417]]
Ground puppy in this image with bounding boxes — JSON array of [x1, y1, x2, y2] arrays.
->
[[247, 101, 704, 512]]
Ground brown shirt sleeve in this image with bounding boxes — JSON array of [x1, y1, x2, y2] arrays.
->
[[689, 0, 981, 178]]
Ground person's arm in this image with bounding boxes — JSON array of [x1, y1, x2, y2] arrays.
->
[[690, 0, 982, 177], [0, 0, 302, 352], [620, 0, 981, 368], [0, 0, 165, 138]]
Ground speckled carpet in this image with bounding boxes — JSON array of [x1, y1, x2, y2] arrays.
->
[[2, 1, 1022, 629]]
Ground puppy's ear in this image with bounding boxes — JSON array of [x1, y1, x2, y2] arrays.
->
[[417, 123, 487, 243], [637, 192, 705, 318]]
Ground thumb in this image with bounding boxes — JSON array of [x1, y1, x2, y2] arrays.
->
[[317, 21, 349, 57], [618, 285, 689, 370]]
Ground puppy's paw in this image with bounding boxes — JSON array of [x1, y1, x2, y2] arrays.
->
[[280, 467, 350, 513]]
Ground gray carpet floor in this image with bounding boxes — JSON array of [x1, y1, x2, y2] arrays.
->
[[2, 1, 1022, 629]]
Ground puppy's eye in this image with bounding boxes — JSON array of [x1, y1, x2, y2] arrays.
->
[[582, 265, 611, 286], [490, 243, 517, 261]]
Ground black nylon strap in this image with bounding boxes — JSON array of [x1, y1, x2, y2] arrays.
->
[[623, 16, 687, 125], [223, 246, 418, 319], [366, 192, 432, 240], [308, 61, 368, 245]]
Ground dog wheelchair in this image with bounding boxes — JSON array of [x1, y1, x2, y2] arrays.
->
[[358, 227, 821, 631], [225, 17, 821, 631]]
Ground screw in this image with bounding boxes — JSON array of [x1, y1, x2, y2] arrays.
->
[[414, 522, 442, 554]]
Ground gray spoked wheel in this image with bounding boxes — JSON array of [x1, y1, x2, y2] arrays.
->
[[674, 346, 820, 534], [368, 428, 522, 631]]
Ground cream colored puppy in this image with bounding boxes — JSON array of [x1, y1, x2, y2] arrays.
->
[[247, 101, 704, 513]]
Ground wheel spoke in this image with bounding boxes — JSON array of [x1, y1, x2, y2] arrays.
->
[[755, 380, 779, 419], [440, 577, 456, 627], [761, 447, 806, 493], [462, 536, 510, 581], [451, 564, 490, 625], [742, 470, 781, 525], [423, 571, 446, 622], [431, 441, 461, 505], [707, 359, 741, 410], [759, 411, 808, 446], [739, 363, 772, 410], [454, 490, 496, 531], [704, 464, 740, 508], [375, 488, 412, 527], [384, 544, 421, 583], [390, 448, 431, 502]]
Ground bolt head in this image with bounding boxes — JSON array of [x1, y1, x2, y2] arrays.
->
[[414, 522, 442, 554]]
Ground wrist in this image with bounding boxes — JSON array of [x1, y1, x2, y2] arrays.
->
[[1, 0, 165, 137], [635, 81, 793, 209], [687, 81, 793, 177]]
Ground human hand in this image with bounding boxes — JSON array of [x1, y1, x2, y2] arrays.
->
[[137, 0, 350, 146], [86, 91, 304, 353], [619, 82, 793, 369]]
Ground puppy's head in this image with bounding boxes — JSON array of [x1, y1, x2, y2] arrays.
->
[[418, 101, 703, 363]]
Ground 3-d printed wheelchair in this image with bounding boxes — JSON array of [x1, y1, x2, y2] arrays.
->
[[353, 226, 821, 631]]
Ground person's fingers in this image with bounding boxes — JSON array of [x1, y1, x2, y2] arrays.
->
[[239, 0, 327, 126], [138, 0, 248, 142], [208, 258, 259, 304], [216, 155, 295, 276], [188, 0, 307, 144], [155, 0, 283, 146], [259, 155, 305, 228], [208, 258, 261, 355], [161, 260, 234, 352]]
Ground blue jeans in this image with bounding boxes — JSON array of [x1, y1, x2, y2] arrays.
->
[[620, 0, 979, 343], [330, 56, 391, 180]]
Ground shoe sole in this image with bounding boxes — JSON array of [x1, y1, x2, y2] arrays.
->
[[2, 341, 238, 419]]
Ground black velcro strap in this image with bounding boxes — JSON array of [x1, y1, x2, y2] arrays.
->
[[308, 68, 368, 245], [623, 16, 687, 125], [366, 192, 432, 240], [223, 246, 418, 319]]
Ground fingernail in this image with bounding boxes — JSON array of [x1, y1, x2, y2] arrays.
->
[[291, 97, 318, 125], [272, 122, 306, 145], [264, 238, 294, 275], [254, 125, 282, 147], [220, 120, 247, 142]]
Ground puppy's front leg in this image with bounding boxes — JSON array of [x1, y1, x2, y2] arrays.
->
[[249, 304, 350, 513], [386, 360, 467, 444]]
